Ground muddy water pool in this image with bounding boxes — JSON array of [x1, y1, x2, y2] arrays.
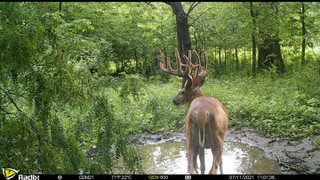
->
[[139, 141, 282, 174]]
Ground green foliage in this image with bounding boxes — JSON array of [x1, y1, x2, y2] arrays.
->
[[107, 75, 186, 134], [0, 2, 142, 174], [0, 3, 44, 79], [104, 63, 320, 141], [119, 73, 145, 101], [92, 95, 142, 174], [1, 1, 320, 175], [202, 66, 320, 140]]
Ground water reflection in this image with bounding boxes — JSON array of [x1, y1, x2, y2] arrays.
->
[[140, 141, 282, 174]]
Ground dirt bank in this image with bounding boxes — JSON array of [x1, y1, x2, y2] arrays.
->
[[133, 126, 320, 175]]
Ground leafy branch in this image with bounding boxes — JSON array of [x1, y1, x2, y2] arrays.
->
[[0, 85, 23, 112]]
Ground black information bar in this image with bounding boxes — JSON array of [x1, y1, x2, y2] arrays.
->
[[2, 174, 318, 180]]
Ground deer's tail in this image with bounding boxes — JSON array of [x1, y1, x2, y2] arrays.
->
[[194, 110, 209, 147]]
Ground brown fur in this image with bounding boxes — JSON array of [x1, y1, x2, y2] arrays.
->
[[175, 87, 229, 174], [160, 48, 228, 174]]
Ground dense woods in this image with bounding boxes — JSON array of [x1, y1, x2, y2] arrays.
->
[[1, 2, 320, 174]]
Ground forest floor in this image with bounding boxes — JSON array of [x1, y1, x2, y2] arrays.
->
[[133, 126, 320, 175]]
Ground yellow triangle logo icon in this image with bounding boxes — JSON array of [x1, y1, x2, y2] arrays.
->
[[5, 169, 15, 178], [2, 168, 19, 180]]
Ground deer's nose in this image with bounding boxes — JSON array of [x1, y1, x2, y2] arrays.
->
[[172, 99, 178, 106]]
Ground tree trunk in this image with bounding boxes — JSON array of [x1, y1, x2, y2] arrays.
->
[[243, 47, 247, 69], [235, 48, 239, 71], [257, 2, 285, 74], [231, 49, 234, 70], [258, 38, 285, 73], [250, 2, 257, 78], [59, 2, 62, 12], [224, 49, 227, 73], [300, 2, 306, 66], [214, 46, 217, 65], [165, 2, 192, 88], [165, 2, 192, 61], [219, 48, 222, 70], [214, 47, 219, 75]]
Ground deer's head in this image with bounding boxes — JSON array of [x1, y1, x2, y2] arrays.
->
[[159, 48, 208, 106]]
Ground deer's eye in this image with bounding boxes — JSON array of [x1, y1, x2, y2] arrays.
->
[[180, 91, 185, 95]]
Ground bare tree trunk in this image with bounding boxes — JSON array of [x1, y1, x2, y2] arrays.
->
[[165, 2, 192, 88], [300, 2, 306, 66], [165, 2, 192, 60]]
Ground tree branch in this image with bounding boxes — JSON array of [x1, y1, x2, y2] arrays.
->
[[190, 7, 214, 26], [187, 2, 196, 15], [188, 15, 214, 32], [186, 2, 201, 17], [0, 85, 23, 112], [0, 106, 18, 118]]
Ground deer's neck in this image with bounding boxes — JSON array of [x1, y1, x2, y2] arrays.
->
[[192, 88, 204, 100]]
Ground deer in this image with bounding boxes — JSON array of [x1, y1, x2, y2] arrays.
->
[[159, 48, 229, 174]]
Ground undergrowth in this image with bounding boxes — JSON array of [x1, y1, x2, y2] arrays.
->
[[110, 64, 320, 141], [206, 73, 320, 141]]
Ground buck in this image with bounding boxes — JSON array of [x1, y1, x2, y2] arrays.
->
[[159, 48, 229, 174]]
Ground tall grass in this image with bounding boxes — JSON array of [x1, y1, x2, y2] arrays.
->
[[202, 63, 320, 140]]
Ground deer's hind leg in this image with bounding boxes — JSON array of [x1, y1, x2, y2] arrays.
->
[[209, 137, 223, 174]]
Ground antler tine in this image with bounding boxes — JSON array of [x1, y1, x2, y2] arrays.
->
[[189, 49, 207, 88], [189, 64, 198, 78], [193, 50, 201, 67], [193, 49, 207, 72], [183, 50, 193, 70], [159, 56, 180, 76], [192, 50, 202, 77], [182, 64, 197, 89], [183, 52, 194, 81], [159, 48, 191, 77], [159, 57, 171, 73]]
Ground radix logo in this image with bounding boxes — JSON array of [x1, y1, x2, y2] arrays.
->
[[2, 168, 19, 180], [18, 175, 39, 180]]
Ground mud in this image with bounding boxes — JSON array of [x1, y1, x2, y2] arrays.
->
[[133, 126, 320, 174]]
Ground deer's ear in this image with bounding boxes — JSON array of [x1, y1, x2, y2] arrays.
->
[[192, 76, 200, 88], [198, 73, 207, 87]]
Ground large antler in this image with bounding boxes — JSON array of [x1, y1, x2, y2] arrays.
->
[[159, 48, 208, 88], [192, 49, 207, 87], [159, 48, 189, 76], [159, 48, 193, 84]]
